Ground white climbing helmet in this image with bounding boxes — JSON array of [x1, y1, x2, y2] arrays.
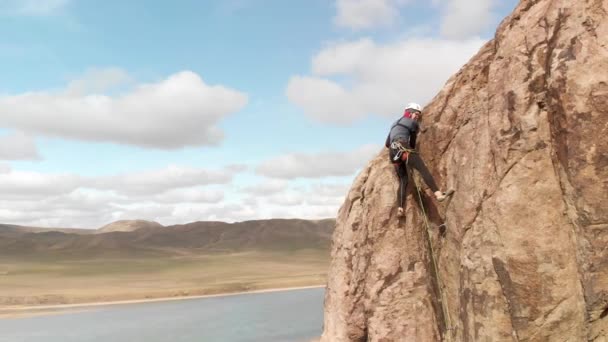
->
[[405, 102, 422, 112]]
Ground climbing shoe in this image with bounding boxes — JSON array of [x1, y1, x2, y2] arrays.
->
[[434, 189, 455, 202], [434, 191, 446, 201]]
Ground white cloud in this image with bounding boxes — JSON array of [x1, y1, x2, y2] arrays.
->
[[256, 144, 379, 179], [242, 179, 289, 195], [0, 206, 109, 228], [287, 37, 484, 124], [308, 182, 351, 197], [147, 188, 224, 204], [263, 184, 347, 207], [65, 67, 132, 95], [184, 203, 258, 223], [0, 170, 81, 199], [0, 164, 237, 200], [114, 202, 259, 226], [92, 165, 235, 196], [0, 70, 248, 149], [333, 0, 499, 37], [238, 180, 349, 221], [0, 0, 70, 15], [265, 192, 306, 206], [0, 185, 226, 228], [334, 0, 409, 30], [0, 166, 231, 227], [225, 164, 249, 173], [0, 174, 346, 228], [263, 188, 345, 218], [242, 196, 259, 207], [434, 0, 497, 39], [269, 205, 339, 220], [0, 163, 10, 173], [57, 189, 125, 209], [108, 203, 178, 224], [0, 131, 40, 160], [2, 189, 124, 221]]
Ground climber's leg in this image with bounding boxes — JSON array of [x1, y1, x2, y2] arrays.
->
[[407, 153, 439, 192], [407, 153, 454, 202], [388, 142, 411, 216], [393, 162, 408, 216]]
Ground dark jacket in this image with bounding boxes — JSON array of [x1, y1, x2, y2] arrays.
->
[[385, 116, 418, 149]]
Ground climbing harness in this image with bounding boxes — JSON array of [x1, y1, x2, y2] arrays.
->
[[390, 141, 416, 162], [413, 180, 455, 342]]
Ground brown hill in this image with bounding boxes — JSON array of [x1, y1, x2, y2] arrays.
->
[[0, 218, 336, 258], [97, 220, 164, 233], [320, 1, 608, 341]]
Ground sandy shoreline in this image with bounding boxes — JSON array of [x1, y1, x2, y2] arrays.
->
[[0, 285, 326, 318]]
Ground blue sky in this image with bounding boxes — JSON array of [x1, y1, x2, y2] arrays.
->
[[0, 0, 518, 228]]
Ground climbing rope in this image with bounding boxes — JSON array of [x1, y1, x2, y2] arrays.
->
[[413, 179, 454, 342], [391, 139, 454, 339]]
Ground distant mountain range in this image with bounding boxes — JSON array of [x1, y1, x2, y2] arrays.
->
[[0, 219, 336, 258]]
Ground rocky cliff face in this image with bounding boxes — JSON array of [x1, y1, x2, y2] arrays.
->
[[321, 0, 608, 341]]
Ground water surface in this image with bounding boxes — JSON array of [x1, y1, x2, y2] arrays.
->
[[0, 287, 325, 342]]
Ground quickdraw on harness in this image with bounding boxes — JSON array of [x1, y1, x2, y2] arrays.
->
[[390, 141, 416, 163], [413, 180, 455, 341]]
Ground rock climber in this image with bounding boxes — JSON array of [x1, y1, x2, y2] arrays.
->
[[385, 102, 453, 217]]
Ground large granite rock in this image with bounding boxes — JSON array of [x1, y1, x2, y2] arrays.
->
[[321, 0, 608, 341]]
